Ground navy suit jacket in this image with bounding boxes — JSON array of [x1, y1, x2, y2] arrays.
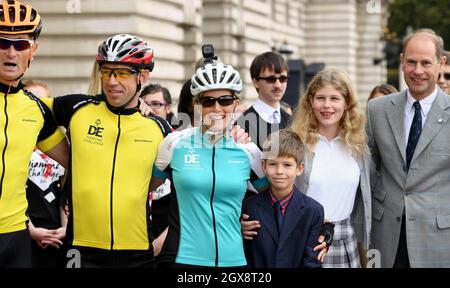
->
[[242, 186, 324, 268]]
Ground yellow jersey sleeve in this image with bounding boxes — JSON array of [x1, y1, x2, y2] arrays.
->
[[35, 97, 65, 152]]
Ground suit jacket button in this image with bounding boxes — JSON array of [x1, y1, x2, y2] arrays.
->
[[396, 217, 401, 222]]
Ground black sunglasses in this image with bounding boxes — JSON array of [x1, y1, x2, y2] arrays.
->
[[440, 72, 450, 81], [0, 37, 33, 51], [198, 95, 237, 107], [257, 75, 289, 84]]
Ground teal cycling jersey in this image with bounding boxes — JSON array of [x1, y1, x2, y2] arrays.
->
[[153, 127, 268, 267]]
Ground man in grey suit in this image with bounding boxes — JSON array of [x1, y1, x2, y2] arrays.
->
[[367, 28, 449, 268]]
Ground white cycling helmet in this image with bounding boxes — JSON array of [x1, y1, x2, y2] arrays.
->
[[190, 61, 242, 96]]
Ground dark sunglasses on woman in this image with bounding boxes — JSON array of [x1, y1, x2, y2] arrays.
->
[[198, 95, 237, 107]]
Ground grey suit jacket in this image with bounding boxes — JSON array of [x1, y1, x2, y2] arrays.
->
[[367, 88, 450, 268], [295, 147, 372, 250]]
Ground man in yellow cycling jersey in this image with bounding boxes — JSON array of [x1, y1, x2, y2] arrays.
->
[[50, 34, 172, 268], [0, 0, 69, 268]]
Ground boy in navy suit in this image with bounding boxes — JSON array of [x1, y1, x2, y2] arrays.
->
[[243, 129, 324, 268]]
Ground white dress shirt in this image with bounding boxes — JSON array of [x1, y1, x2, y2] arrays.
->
[[306, 135, 360, 222], [252, 99, 281, 124], [404, 86, 438, 146]]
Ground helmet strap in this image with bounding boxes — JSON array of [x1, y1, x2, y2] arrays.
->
[[135, 70, 143, 102], [226, 103, 238, 134]]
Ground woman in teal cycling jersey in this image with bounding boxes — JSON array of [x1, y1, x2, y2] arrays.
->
[[150, 48, 268, 267]]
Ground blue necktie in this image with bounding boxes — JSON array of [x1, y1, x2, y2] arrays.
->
[[274, 201, 284, 234], [406, 101, 422, 171], [273, 110, 280, 124]]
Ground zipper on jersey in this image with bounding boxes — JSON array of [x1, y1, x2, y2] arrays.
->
[[210, 146, 219, 267], [0, 88, 10, 199], [110, 113, 121, 249]]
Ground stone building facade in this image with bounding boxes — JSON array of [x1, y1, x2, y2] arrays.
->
[[27, 0, 389, 107]]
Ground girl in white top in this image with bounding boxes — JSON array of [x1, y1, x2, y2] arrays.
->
[[292, 68, 372, 268]]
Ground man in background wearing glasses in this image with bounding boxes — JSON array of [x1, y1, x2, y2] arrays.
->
[[237, 51, 291, 150], [140, 83, 178, 129], [438, 50, 450, 95], [0, 0, 69, 268]]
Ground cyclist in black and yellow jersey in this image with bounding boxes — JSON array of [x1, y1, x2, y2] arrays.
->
[[48, 34, 172, 268], [0, 0, 69, 268]]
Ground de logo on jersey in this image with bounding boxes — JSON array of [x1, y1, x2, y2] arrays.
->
[[88, 119, 104, 138], [184, 147, 200, 165], [84, 119, 105, 146], [184, 154, 199, 164]]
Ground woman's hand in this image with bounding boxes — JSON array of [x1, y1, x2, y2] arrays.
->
[[240, 214, 260, 240], [230, 125, 251, 144]]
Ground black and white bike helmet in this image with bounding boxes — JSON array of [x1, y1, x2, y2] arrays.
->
[[190, 61, 242, 96]]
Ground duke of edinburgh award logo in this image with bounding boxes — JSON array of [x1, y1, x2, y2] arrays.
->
[[184, 147, 202, 170], [88, 119, 104, 137], [84, 119, 104, 146]]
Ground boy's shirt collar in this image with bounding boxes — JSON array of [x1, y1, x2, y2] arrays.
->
[[270, 187, 294, 216]]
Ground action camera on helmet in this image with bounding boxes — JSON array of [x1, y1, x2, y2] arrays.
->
[[202, 44, 218, 64]]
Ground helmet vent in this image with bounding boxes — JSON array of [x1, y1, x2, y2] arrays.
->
[[122, 38, 132, 46], [131, 40, 141, 46], [227, 73, 236, 83], [30, 9, 37, 22], [112, 40, 119, 51], [118, 38, 132, 51], [21, 25, 32, 31], [8, 7, 15, 23], [19, 5, 26, 22], [219, 71, 226, 82], [101, 46, 108, 57], [203, 72, 211, 84], [194, 76, 205, 87], [116, 48, 131, 59], [129, 47, 138, 54], [212, 68, 217, 83], [134, 52, 145, 59]]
